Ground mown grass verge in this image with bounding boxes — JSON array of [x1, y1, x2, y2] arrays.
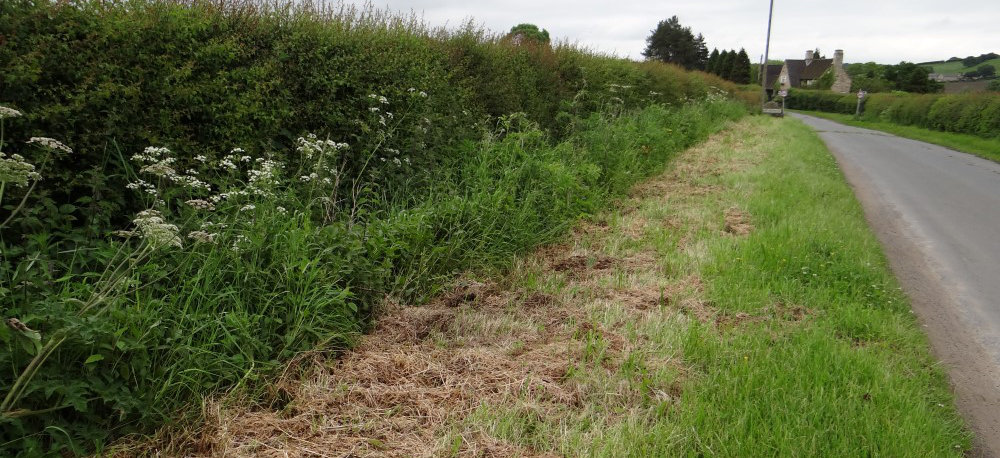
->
[[178, 115, 970, 456], [793, 109, 1000, 162]]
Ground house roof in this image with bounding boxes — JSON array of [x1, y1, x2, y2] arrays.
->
[[784, 58, 834, 87], [765, 64, 783, 88]]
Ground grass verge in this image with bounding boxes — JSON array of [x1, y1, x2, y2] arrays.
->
[[792, 109, 1000, 162], [158, 115, 970, 456]]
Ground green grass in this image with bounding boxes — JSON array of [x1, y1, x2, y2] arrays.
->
[[920, 57, 1000, 75], [455, 115, 970, 455], [676, 117, 968, 455], [793, 109, 1000, 162]]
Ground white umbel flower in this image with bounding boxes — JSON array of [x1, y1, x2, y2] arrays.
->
[[0, 106, 23, 119], [26, 137, 72, 154], [0, 152, 38, 187], [132, 209, 182, 249]]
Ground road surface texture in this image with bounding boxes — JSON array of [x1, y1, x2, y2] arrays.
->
[[791, 113, 1000, 456]]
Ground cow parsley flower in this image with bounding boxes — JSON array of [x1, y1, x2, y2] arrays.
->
[[0, 106, 23, 119], [368, 94, 389, 104], [185, 199, 215, 211], [187, 231, 216, 244], [132, 209, 182, 249], [0, 152, 37, 187], [26, 137, 72, 154]]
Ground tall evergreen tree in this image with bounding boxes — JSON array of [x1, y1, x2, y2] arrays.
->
[[642, 16, 708, 70], [719, 50, 734, 80], [707, 48, 720, 75], [731, 48, 752, 84], [694, 33, 709, 71]]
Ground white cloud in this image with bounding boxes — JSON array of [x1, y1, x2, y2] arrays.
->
[[368, 0, 1000, 64]]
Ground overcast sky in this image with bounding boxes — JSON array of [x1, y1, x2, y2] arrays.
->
[[366, 0, 1000, 64]]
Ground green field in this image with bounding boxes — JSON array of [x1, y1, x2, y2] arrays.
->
[[920, 57, 1000, 74]]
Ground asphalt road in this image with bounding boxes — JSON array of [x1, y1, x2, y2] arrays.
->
[[791, 113, 1000, 456]]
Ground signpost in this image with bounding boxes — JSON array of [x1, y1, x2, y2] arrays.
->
[[855, 90, 867, 117]]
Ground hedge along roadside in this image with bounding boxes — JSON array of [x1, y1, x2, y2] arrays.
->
[[783, 89, 1000, 138], [0, 0, 751, 454], [0, 0, 752, 249], [0, 97, 746, 457]]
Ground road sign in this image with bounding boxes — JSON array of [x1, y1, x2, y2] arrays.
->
[[779, 90, 788, 97], [857, 90, 867, 99]]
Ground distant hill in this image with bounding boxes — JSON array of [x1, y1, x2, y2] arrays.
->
[[920, 53, 1000, 74]]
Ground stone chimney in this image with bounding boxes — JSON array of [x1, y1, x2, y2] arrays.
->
[[834, 49, 844, 68], [805, 50, 814, 64]]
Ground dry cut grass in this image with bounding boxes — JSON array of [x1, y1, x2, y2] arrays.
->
[[157, 119, 769, 457]]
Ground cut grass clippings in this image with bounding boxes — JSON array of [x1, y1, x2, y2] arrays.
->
[[793, 109, 1000, 163], [159, 116, 970, 456]]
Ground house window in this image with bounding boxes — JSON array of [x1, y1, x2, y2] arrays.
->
[[780, 75, 787, 83]]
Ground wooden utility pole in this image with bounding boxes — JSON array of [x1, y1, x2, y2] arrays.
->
[[761, 0, 775, 106]]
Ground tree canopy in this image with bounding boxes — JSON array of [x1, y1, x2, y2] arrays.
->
[[846, 61, 943, 93], [507, 23, 550, 44], [642, 16, 707, 70]]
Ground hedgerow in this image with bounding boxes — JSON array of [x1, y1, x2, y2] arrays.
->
[[1, 0, 749, 454], [784, 89, 1000, 138]]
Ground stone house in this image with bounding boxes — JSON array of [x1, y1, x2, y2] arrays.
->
[[776, 49, 852, 93]]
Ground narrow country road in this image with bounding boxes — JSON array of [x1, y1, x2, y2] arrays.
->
[[791, 113, 1000, 456]]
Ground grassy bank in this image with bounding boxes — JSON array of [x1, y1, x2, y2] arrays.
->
[[793, 110, 1000, 162], [185, 115, 969, 455], [1, 98, 745, 455], [0, 1, 765, 454]]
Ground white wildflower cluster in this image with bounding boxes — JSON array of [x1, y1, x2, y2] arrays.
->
[[407, 88, 429, 98], [131, 209, 182, 249], [231, 234, 249, 253], [125, 179, 158, 196], [0, 152, 40, 187], [186, 230, 216, 244], [200, 221, 227, 230], [0, 105, 23, 120], [246, 157, 283, 197], [184, 199, 215, 211], [26, 137, 72, 154], [368, 94, 394, 126], [132, 146, 211, 191], [240, 204, 255, 212], [608, 83, 634, 93], [297, 133, 347, 185], [703, 86, 729, 103]]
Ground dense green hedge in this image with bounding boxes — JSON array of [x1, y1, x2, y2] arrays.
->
[[1, 0, 750, 454], [784, 89, 1000, 138], [0, 0, 749, 241]]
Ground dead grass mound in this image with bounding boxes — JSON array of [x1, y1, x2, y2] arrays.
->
[[723, 206, 753, 236]]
